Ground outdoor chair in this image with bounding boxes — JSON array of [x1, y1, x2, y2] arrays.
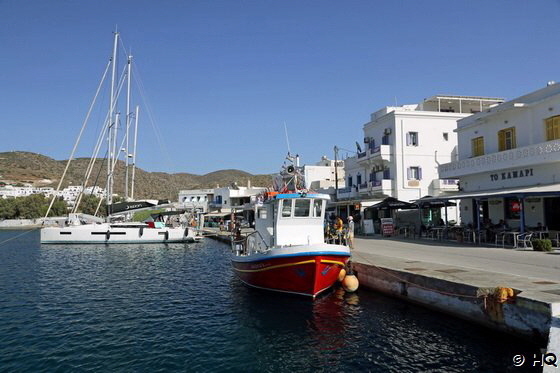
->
[[495, 231, 506, 247], [515, 232, 533, 249]]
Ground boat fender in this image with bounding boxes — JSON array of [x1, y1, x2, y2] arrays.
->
[[139, 226, 144, 237], [106, 230, 110, 240], [164, 231, 169, 241], [184, 227, 189, 237], [337, 268, 346, 282], [342, 265, 359, 292]]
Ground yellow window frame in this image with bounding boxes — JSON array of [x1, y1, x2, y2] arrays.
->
[[471, 136, 484, 157], [498, 127, 516, 151], [545, 115, 560, 141]]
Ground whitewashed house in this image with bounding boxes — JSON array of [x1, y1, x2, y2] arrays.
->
[[178, 189, 214, 212], [339, 95, 503, 225], [439, 82, 560, 231]]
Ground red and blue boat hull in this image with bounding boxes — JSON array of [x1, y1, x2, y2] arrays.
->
[[231, 245, 350, 298]]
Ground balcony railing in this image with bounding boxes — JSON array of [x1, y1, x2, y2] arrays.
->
[[439, 139, 560, 178], [357, 152, 367, 159]]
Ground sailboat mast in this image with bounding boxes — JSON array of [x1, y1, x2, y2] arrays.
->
[[125, 54, 132, 200], [130, 105, 139, 200], [107, 31, 119, 219]]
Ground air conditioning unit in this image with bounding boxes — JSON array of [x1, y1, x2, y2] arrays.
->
[[384, 128, 392, 135], [364, 137, 370, 143]]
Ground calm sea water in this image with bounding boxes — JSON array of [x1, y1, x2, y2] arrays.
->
[[0, 230, 540, 372]]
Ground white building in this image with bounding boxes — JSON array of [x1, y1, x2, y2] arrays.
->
[[439, 82, 560, 231], [0, 184, 105, 205], [339, 95, 503, 225], [303, 156, 345, 196], [209, 183, 268, 214], [178, 189, 214, 212]]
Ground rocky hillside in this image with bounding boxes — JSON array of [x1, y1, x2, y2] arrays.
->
[[0, 151, 273, 200]]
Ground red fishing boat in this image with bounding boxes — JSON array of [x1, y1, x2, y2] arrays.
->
[[231, 155, 351, 298]]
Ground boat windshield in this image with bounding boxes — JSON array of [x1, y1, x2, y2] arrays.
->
[[279, 198, 324, 219]]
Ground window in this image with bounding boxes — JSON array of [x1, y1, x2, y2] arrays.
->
[[369, 172, 376, 182], [471, 136, 484, 157], [281, 200, 292, 217], [545, 115, 560, 141], [407, 167, 422, 180], [348, 176, 353, 187], [258, 208, 267, 219], [383, 169, 391, 180], [356, 174, 362, 185], [498, 127, 516, 151], [368, 139, 376, 150], [382, 134, 390, 145], [406, 132, 419, 146], [294, 199, 311, 217], [313, 199, 323, 217], [443, 132, 449, 141]]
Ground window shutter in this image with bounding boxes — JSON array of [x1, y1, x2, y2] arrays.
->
[[511, 127, 516, 149], [418, 167, 423, 180], [406, 133, 411, 146], [415, 133, 419, 146], [407, 167, 411, 180], [498, 130, 505, 151]]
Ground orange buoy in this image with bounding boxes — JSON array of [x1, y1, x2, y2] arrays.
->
[[337, 268, 346, 282], [342, 274, 359, 293]]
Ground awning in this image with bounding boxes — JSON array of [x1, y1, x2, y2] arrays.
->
[[204, 212, 239, 218], [415, 195, 457, 208], [366, 197, 418, 210], [425, 183, 560, 200], [328, 199, 382, 207]]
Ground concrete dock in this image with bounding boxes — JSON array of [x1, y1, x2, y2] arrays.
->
[[352, 236, 559, 368]]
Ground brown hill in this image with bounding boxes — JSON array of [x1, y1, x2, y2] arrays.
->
[[0, 151, 273, 200]]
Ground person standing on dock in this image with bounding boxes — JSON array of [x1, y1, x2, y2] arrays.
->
[[347, 216, 355, 249]]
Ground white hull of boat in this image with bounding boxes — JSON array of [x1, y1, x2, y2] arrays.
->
[[40, 224, 200, 244]]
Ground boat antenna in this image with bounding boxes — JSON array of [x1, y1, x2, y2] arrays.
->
[[284, 121, 291, 155]]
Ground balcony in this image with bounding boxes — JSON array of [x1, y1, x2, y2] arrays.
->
[[439, 139, 560, 178], [357, 144, 392, 164], [358, 179, 393, 196], [337, 186, 359, 200], [431, 179, 459, 191]]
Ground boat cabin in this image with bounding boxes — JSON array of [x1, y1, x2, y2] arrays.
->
[[255, 193, 328, 247]]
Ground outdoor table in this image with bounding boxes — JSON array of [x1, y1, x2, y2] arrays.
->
[[500, 231, 520, 248]]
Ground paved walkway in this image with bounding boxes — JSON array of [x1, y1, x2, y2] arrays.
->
[[353, 236, 560, 282]]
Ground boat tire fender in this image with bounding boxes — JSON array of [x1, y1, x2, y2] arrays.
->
[[106, 230, 110, 240], [139, 226, 144, 237], [164, 231, 169, 241], [184, 227, 189, 237]]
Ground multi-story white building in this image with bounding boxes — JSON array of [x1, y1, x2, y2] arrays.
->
[[338, 95, 503, 224], [178, 189, 214, 212], [439, 82, 560, 231]]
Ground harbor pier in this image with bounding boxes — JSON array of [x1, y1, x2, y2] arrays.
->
[[352, 236, 560, 364]]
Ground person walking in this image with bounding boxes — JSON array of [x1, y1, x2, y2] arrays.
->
[[347, 216, 355, 249]]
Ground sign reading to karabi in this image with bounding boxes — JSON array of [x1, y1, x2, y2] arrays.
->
[[490, 168, 533, 182]]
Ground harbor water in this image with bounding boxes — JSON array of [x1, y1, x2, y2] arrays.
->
[[0, 230, 540, 372]]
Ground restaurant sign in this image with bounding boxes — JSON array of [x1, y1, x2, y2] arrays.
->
[[490, 168, 533, 182]]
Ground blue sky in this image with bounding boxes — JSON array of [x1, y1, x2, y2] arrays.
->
[[1, 1, 559, 174]]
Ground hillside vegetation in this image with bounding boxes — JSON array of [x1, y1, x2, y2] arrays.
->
[[0, 151, 273, 200]]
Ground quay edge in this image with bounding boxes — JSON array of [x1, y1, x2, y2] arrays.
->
[[353, 261, 560, 360]]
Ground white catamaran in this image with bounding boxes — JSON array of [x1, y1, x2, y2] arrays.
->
[[40, 31, 199, 244]]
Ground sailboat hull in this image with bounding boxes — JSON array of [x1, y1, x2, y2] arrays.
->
[[40, 224, 199, 244]]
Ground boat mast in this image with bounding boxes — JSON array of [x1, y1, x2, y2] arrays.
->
[[130, 105, 139, 200], [107, 31, 119, 220], [125, 53, 132, 200]]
